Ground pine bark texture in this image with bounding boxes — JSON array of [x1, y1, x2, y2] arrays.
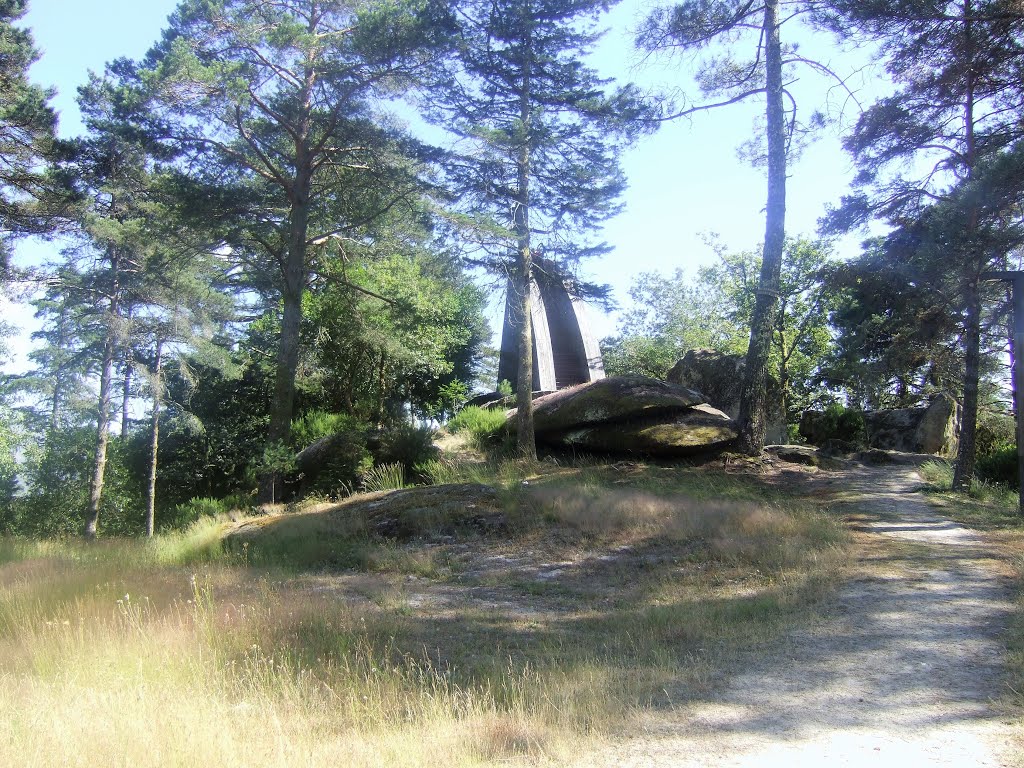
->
[[145, 340, 163, 538], [84, 250, 119, 539], [736, 0, 786, 455]]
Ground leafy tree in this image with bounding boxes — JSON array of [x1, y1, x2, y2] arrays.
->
[[301, 247, 488, 424], [133, 0, 449, 502], [426, 0, 649, 459], [820, 0, 1024, 489], [601, 267, 747, 378], [606, 237, 836, 421], [706, 238, 836, 420]]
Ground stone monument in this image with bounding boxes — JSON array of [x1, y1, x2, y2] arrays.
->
[[496, 260, 605, 391]]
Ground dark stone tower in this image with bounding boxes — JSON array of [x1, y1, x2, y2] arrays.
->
[[496, 261, 605, 391]]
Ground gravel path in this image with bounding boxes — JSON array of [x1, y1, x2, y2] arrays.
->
[[575, 465, 1020, 767]]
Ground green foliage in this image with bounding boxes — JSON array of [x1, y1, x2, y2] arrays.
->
[[9, 429, 143, 537], [0, 0, 60, 267], [919, 460, 954, 489], [448, 406, 507, 447], [300, 251, 489, 425], [292, 410, 356, 449], [976, 446, 1018, 489], [373, 422, 438, 480], [976, 409, 1016, 457], [360, 462, 407, 493], [817, 403, 867, 446], [295, 416, 374, 500], [607, 237, 836, 417], [496, 379, 513, 398], [165, 494, 251, 532]]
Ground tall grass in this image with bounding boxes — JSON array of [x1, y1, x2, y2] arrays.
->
[[0, 460, 849, 767]]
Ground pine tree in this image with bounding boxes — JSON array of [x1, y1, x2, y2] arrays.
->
[[821, 1, 1024, 489], [132, 0, 448, 502], [638, 0, 846, 453], [427, 0, 649, 459], [0, 0, 61, 270]]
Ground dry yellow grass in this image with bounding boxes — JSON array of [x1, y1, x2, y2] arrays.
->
[[0, 464, 849, 767]]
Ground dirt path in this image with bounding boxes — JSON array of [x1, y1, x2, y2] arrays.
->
[[574, 464, 1021, 767]]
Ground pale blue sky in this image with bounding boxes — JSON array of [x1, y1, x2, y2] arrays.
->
[[7, 0, 874, 367]]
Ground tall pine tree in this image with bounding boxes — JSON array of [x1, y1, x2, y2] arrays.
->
[[427, 0, 649, 459], [821, 1, 1024, 489], [133, 0, 449, 502]]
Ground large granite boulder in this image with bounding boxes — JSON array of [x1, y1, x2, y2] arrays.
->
[[799, 395, 960, 456], [505, 374, 736, 457], [544, 404, 737, 456], [667, 349, 786, 443], [863, 394, 960, 455], [521, 374, 707, 434]]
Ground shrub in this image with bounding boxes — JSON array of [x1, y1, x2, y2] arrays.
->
[[164, 494, 251, 530], [813, 403, 866, 447], [292, 409, 357, 448], [374, 423, 438, 480], [919, 459, 953, 489], [292, 412, 373, 499], [448, 405, 507, 447], [976, 445, 1018, 489]]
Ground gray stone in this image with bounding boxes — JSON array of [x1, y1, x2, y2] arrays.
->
[[667, 348, 787, 443], [540, 404, 737, 456], [497, 257, 605, 391], [800, 395, 960, 456], [863, 396, 960, 455], [766, 444, 821, 466], [517, 374, 707, 435], [914, 393, 960, 455]]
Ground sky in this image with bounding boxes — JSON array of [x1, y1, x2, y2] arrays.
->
[[5, 0, 878, 369]]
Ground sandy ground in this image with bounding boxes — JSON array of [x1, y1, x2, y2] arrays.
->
[[573, 464, 1021, 768]]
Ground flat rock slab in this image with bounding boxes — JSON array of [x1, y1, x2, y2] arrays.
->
[[542, 404, 737, 456], [510, 374, 707, 435]]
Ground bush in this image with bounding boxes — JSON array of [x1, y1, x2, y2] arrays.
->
[[976, 445, 1018, 489], [164, 494, 251, 531], [814, 403, 866, 447], [373, 423, 438, 481], [360, 462, 406, 493], [292, 410, 356, 448], [448, 405, 507, 447], [976, 410, 1015, 457]]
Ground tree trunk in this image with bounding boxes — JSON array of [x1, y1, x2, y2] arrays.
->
[[120, 364, 132, 440], [953, 0, 981, 493], [84, 250, 119, 539], [120, 306, 133, 440], [258, 66, 315, 504], [145, 340, 163, 538], [953, 277, 981, 490], [513, 16, 537, 462], [736, 0, 786, 455]]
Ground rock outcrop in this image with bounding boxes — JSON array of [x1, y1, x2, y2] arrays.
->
[[548, 404, 737, 456], [506, 374, 737, 456], [864, 394, 960, 455], [799, 395, 960, 456], [667, 348, 786, 444]]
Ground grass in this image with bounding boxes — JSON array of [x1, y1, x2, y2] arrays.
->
[[0, 458, 849, 767]]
